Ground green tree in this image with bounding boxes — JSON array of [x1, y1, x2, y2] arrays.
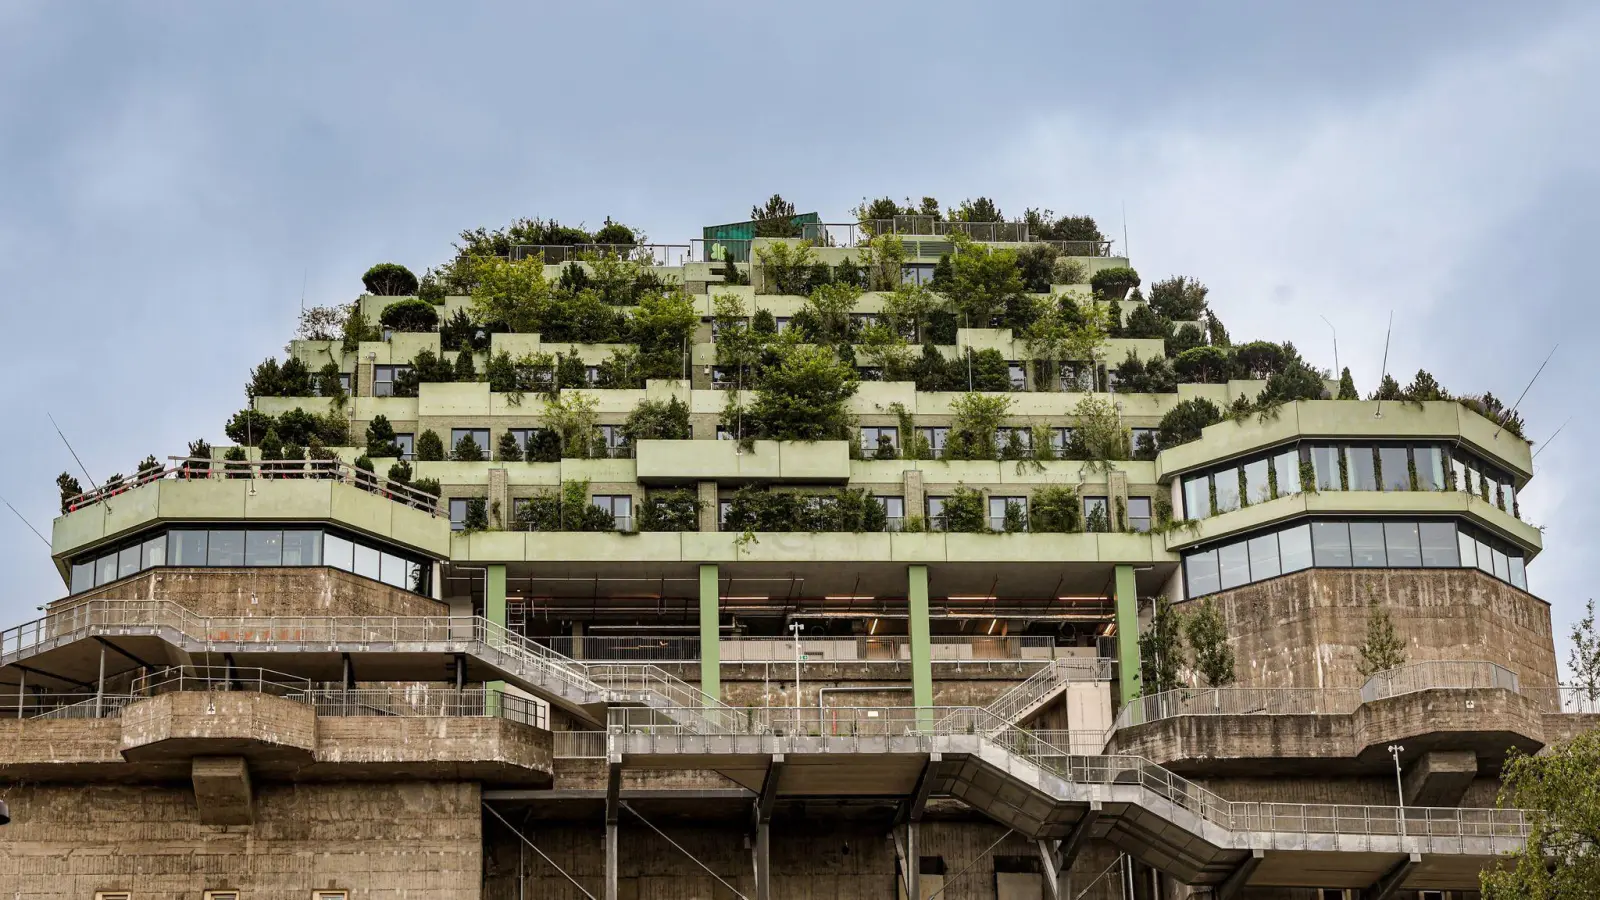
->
[[454, 350, 478, 381], [379, 298, 439, 332], [364, 415, 401, 458], [451, 432, 486, 462], [1337, 367, 1359, 400], [623, 396, 692, 442], [496, 431, 523, 462], [1065, 396, 1130, 470], [415, 429, 445, 462], [1157, 398, 1222, 448], [1185, 598, 1236, 688], [747, 343, 859, 442], [469, 256, 553, 333], [1139, 598, 1184, 695], [947, 392, 1013, 460], [363, 262, 418, 296], [942, 237, 1024, 328], [56, 472, 83, 513], [750, 194, 801, 237], [1482, 729, 1600, 898], [1146, 276, 1209, 321], [1569, 599, 1600, 703], [1356, 599, 1407, 676]]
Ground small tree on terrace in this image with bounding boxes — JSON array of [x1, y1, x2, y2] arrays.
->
[[1356, 598, 1407, 677], [1139, 598, 1184, 696], [1185, 598, 1235, 688], [363, 263, 419, 296], [1569, 599, 1600, 704]]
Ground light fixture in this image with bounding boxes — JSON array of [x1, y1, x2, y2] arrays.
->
[[868, 618, 879, 635], [823, 595, 874, 601], [986, 618, 998, 635]]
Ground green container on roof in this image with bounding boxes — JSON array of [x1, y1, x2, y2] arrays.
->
[[702, 213, 820, 263]]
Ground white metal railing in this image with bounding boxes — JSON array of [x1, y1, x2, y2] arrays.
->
[[1114, 688, 1364, 731], [508, 243, 690, 266], [1360, 661, 1520, 703], [976, 657, 1115, 726], [554, 730, 608, 758], [61, 456, 441, 517], [293, 687, 548, 729]]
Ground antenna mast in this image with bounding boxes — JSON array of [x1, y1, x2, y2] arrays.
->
[[1495, 344, 1557, 439], [1373, 311, 1393, 418]]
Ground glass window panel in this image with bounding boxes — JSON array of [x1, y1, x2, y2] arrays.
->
[[1346, 447, 1377, 491], [1452, 455, 1471, 495], [245, 530, 284, 566], [1213, 467, 1240, 513], [168, 529, 207, 566], [1457, 531, 1477, 569], [1312, 522, 1352, 567], [1475, 538, 1495, 575], [1279, 525, 1313, 573], [282, 530, 322, 566], [96, 552, 118, 586], [1273, 450, 1301, 497], [1504, 482, 1517, 516], [117, 545, 141, 579], [1183, 476, 1211, 520], [1350, 522, 1386, 567], [324, 533, 354, 572], [1492, 548, 1509, 581], [1127, 497, 1152, 533], [1243, 459, 1271, 505], [1508, 556, 1527, 590], [1419, 522, 1459, 567], [207, 530, 245, 566], [1248, 534, 1282, 580], [142, 535, 166, 570], [1414, 447, 1445, 491], [1311, 446, 1341, 491], [1185, 550, 1220, 598], [1218, 542, 1251, 589], [71, 561, 95, 593], [353, 543, 381, 580], [380, 552, 408, 588], [408, 560, 428, 594], [1384, 522, 1422, 567], [1380, 447, 1410, 491]]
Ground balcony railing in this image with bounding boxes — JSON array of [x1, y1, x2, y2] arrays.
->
[[522, 634, 1074, 664], [1360, 660, 1520, 703], [62, 456, 442, 517], [508, 243, 690, 266]]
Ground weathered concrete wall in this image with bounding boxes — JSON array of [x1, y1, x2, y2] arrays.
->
[[63, 566, 448, 617], [0, 781, 482, 899], [1178, 569, 1556, 689]]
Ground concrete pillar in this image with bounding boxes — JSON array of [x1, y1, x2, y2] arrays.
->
[[1114, 564, 1141, 707], [571, 620, 584, 660], [908, 565, 933, 728], [1108, 470, 1129, 531], [699, 564, 720, 707], [697, 480, 719, 532], [905, 822, 920, 900], [488, 467, 509, 528], [487, 564, 508, 714], [356, 357, 375, 398], [192, 756, 254, 825], [753, 821, 771, 900], [94, 642, 106, 718], [903, 469, 925, 522], [604, 822, 618, 900]]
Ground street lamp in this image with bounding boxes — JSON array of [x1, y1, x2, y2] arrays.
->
[[1319, 315, 1339, 377], [1388, 744, 1406, 836], [788, 621, 804, 711]]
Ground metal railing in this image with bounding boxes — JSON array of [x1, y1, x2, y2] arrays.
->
[[15, 693, 134, 720], [508, 244, 690, 266], [130, 665, 311, 698], [1361, 661, 1520, 703], [62, 456, 441, 517], [977, 657, 1115, 727], [858, 218, 1032, 242], [1114, 688, 1363, 731], [554, 730, 608, 758], [294, 687, 548, 729]]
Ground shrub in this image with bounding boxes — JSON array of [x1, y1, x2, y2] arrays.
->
[[1165, 323, 1207, 357], [1089, 265, 1140, 299], [623, 396, 691, 442], [315, 363, 344, 398], [1174, 346, 1234, 384], [225, 408, 274, 446], [1051, 257, 1087, 285], [365, 416, 401, 458], [387, 460, 412, 483], [1157, 398, 1223, 448], [462, 498, 489, 532], [416, 429, 445, 462], [452, 433, 486, 462], [417, 269, 446, 304], [440, 308, 487, 352], [942, 485, 987, 533], [411, 477, 441, 498], [512, 492, 562, 531], [1123, 304, 1170, 340], [746, 344, 858, 442], [363, 263, 419, 296], [496, 431, 523, 462], [948, 392, 1012, 460], [1146, 276, 1208, 321], [1030, 485, 1081, 533], [638, 490, 702, 532], [454, 350, 478, 381], [379, 299, 439, 333], [56, 472, 83, 512]]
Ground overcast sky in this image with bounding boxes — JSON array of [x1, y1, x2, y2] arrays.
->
[[1, 2, 1594, 671]]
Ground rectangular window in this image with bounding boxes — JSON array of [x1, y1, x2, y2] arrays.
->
[[1127, 497, 1152, 533], [1414, 446, 1445, 491], [1279, 524, 1313, 573], [169, 529, 207, 566], [394, 433, 415, 460], [450, 428, 489, 455], [989, 496, 1026, 531], [860, 426, 899, 456], [1345, 447, 1377, 491], [95, 894, 133, 900], [353, 543, 381, 581], [1312, 522, 1352, 567], [96, 551, 117, 586], [1508, 555, 1527, 590], [919, 427, 949, 459], [1248, 534, 1281, 580], [1419, 522, 1460, 567], [596, 424, 628, 457], [1183, 475, 1210, 519], [718, 499, 733, 528], [1186, 550, 1220, 598], [1213, 467, 1240, 513], [1242, 458, 1270, 505], [857, 366, 884, 381], [1273, 449, 1301, 497], [1310, 445, 1340, 490], [1218, 541, 1250, 589], [1052, 427, 1074, 454], [449, 498, 470, 531], [207, 530, 246, 566], [1350, 522, 1386, 567], [1380, 446, 1410, 491], [995, 427, 1032, 455], [1453, 454, 1472, 495], [711, 366, 737, 388], [313, 891, 351, 900], [204, 891, 241, 900], [900, 263, 935, 286], [1007, 362, 1027, 390], [372, 364, 407, 397], [245, 530, 284, 566], [117, 544, 140, 579], [774, 316, 791, 333], [71, 561, 95, 593], [324, 533, 354, 572], [380, 551, 409, 588], [1492, 547, 1509, 581], [1457, 530, 1478, 569], [594, 495, 634, 530], [877, 496, 905, 530], [1082, 496, 1109, 531], [1384, 522, 1421, 567], [282, 530, 322, 566], [1131, 428, 1157, 454], [927, 496, 948, 531], [1475, 537, 1495, 576]]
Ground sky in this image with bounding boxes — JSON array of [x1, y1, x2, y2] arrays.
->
[[0, 2, 1595, 670]]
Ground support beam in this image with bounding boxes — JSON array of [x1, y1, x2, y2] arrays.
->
[[699, 563, 720, 707], [1113, 564, 1141, 707], [908, 565, 932, 729], [751, 753, 782, 900], [605, 751, 621, 900], [1038, 802, 1100, 900], [94, 641, 106, 719], [893, 821, 921, 900], [1402, 751, 1478, 808], [191, 756, 253, 825], [1215, 849, 1263, 900], [1367, 852, 1421, 900], [487, 564, 507, 715], [898, 753, 941, 825], [93, 637, 154, 670], [11, 663, 91, 691], [755, 754, 784, 825]]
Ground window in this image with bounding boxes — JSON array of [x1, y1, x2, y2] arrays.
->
[[324, 533, 354, 571], [353, 543, 381, 581], [283, 530, 322, 566], [204, 891, 241, 900], [1082, 496, 1109, 532], [989, 496, 1026, 531], [449, 498, 470, 531], [927, 497, 948, 531], [774, 316, 791, 333], [1312, 522, 1351, 567], [450, 428, 489, 454], [1384, 522, 1421, 567], [712, 366, 738, 388], [585, 366, 600, 386], [208, 530, 246, 566], [857, 366, 884, 381], [860, 426, 899, 457], [718, 499, 733, 528], [593, 495, 633, 530], [1380, 446, 1410, 491], [877, 496, 905, 530], [372, 364, 408, 397], [1127, 497, 1152, 533], [70, 561, 94, 593], [1419, 522, 1459, 567], [1052, 427, 1073, 455], [1273, 449, 1300, 497], [1183, 475, 1210, 519], [117, 544, 140, 579], [1186, 550, 1220, 597], [1007, 361, 1027, 390], [141, 534, 167, 570], [1218, 542, 1250, 589], [1457, 529, 1478, 569], [1345, 446, 1377, 491], [1242, 458, 1270, 505], [1414, 446, 1444, 491], [996, 427, 1032, 454], [245, 530, 284, 566], [380, 551, 411, 588], [1508, 555, 1527, 590], [1131, 428, 1157, 453], [1453, 453, 1473, 495], [96, 551, 116, 586], [95, 894, 133, 900], [901, 263, 936, 286], [394, 433, 415, 460], [1060, 362, 1095, 392], [1279, 524, 1313, 573], [715, 425, 734, 441], [595, 424, 628, 457], [919, 427, 949, 459], [313, 892, 351, 900], [1248, 534, 1281, 580], [1310, 445, 1341, 491], [1349, 522, 1386, 567], [1213, 467, 1240, 513]]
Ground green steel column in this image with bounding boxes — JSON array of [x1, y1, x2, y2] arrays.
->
[[1114, 564, 1141, 707], [699, 564, 720, 707], [909, 565, 933, 728], [486, 564, 507, 716]]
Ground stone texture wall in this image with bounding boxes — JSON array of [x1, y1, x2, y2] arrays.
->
[[64, 566, 448, 617], [1177, 568, 1556, 689], [0, 781, 481, 899]]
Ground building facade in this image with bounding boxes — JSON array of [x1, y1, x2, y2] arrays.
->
[[3, 216, 1580, 899]]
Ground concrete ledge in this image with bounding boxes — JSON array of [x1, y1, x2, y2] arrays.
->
[[120, 692, 317, 763], [311, 716, 553, 785]]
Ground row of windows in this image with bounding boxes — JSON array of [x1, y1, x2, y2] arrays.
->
[[1180, 442, 1519, 520], [448, 496, 637, 531], [69, 527, 433, 596], [863, 425, 1156, 458], [1183, 518, 1528, 598], [706, 494, 1154, 533]]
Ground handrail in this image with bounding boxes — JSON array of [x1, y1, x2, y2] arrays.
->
[[1361, 660, 1521, 703], [507, 244, 690, 266], [969, 657, 1114, 728], [61, 456, 442, 517]]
